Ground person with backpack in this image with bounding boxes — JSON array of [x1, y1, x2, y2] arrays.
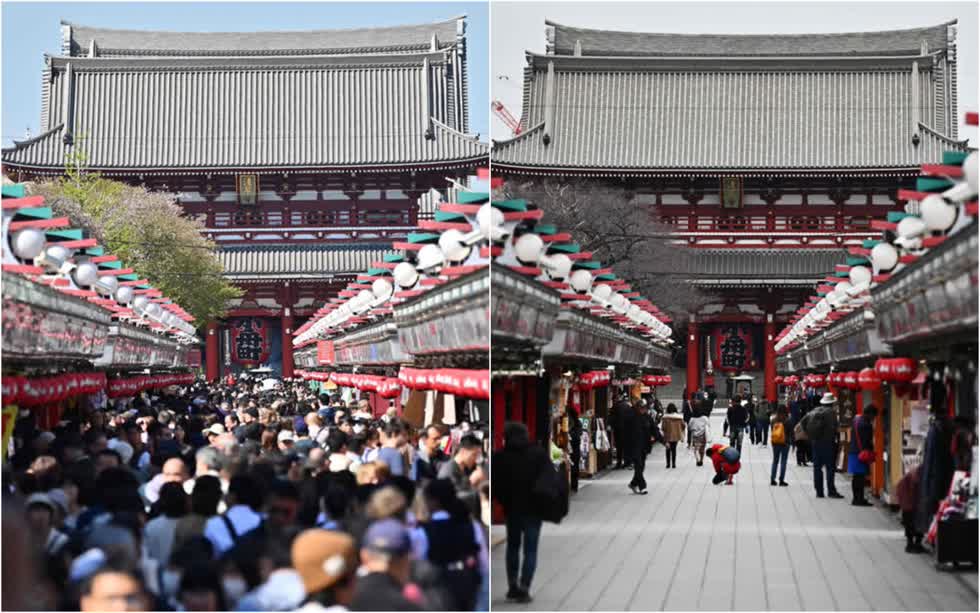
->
[[203, 474, 265, 557], [706, 443, 741, 485], [848, 405, 878, 506], [491, 422, 554, 603], [769, 405, 792, 486], [726, 398, 749, 453], [799, 393, 843, 499]]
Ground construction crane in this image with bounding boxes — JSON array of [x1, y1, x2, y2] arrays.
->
[[491, 100, 522, 136]]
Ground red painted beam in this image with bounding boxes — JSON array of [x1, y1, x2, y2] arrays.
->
[[9, 216, 70, 231], [921, 164, 963, 178], [503, 210, 544, 222], [1, 195, 45, 209]]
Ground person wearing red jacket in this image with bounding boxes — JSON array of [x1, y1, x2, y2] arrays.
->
[[706, 443, 741, 485]]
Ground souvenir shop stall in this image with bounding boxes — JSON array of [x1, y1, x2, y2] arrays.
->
[[292, 189, 490, 428], [776, 116, 978, 566], [1, 183, 199, 455], [484, 194, 675, 482]]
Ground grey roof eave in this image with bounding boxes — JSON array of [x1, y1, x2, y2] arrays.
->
[[46, 49, 453, 71], [525, 50, 941, 72]]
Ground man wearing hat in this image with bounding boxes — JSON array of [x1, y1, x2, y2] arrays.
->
[[205, 423, 226, 447], [349, 519, 422, 611], [291, 529, 358, 612], [800, 392, 844, 499]]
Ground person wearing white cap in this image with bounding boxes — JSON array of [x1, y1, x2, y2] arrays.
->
[[25, 492, 69, 556], [799, 392, 844, 499], [278, 429, 296, 452]]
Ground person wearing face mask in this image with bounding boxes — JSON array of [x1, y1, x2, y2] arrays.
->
[[410, 425, 449, 483]]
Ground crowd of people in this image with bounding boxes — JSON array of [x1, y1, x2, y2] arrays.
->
[[2, 376, 490, 611]]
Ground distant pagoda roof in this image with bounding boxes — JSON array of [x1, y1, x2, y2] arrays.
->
[[3, 18, 487, 174], [493, 20, 967, 174]]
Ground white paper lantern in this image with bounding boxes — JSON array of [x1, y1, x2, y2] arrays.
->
[[514, 233, 544, 264], [919, 194, 957, 232], [896, 216, 926, 240], [438, 229, 470, 262], [72, 262, 100, 287], [543, 253, 573, 281], [417, 244, 444, 272], [115, 286, 135, 304], [569, 269, 593, 293], [965, 151, 978, 196], [477, 204, 507, 241], [392, 262, 419, 288], [849, 266, 872, 287], [591, 283, 612, 302], [11, 228, 46, 261], [371, 278, 393, 301], [870, 242, 899, 272]]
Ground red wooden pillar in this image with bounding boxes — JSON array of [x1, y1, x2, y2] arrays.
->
[[492, 380, 505, 450], [764, 315, 777, 402], [281, 308, 294, 379], [524, 378, 537, 443], [686, 318, 700, 397], [206, 321, 220, 382]]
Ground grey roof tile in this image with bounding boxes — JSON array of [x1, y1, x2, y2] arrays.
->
[[690, 249, 847, 278], [217, 243, 391, 279], [493, 52, 967, 171], [547, 21, 955, 57], [65, 18, 462, 57]]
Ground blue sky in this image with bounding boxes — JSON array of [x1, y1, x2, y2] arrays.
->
[[1, 1, 489, 148]]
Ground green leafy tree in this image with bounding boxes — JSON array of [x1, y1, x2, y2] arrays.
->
[[28, 140, 242, 325]]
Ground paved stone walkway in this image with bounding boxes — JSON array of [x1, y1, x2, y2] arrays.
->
[[492, 411, 979, 611]]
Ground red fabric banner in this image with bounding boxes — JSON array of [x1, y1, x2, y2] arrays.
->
[[398, 367, 490, 400]]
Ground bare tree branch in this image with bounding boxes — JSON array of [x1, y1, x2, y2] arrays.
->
[[502, 178, 711, 323]]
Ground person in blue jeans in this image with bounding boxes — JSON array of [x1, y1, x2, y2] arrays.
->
[[800, 393, 844, 499], [491, 422, 551, 603], [769, 404, 791, 486]]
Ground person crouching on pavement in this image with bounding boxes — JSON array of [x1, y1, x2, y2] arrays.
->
[[705, 443, 741, 485]]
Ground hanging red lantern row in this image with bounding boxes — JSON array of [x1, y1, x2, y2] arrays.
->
[[774, 376, 784, 385], [875, 357, 918, 383], [106, 373, 194, 399], [578, 370, 612, 391], [2, 372, 108, 406], [641, 374, 669, 387], [398, 367, 490, 400], [858, 367, 881, 391], [330, 372, 353, 386], [842, 371, 859, 389], [295, 370, 331, 382]]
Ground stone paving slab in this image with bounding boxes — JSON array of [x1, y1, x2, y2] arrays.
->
[[492, 412, 979, 611]]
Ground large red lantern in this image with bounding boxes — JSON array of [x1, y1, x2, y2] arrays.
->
[[843, 371, 859, 389], [811, 374, 826, 387], [876, 357, 917, 383], [858, 367, 881, 391]]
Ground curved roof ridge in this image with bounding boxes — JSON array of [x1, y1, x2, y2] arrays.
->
[[62, 17, 464, 58], [545, 19, 956, 58], [918, 122, 971, 148], [61, 16, 464, 38], [2, 124, 63, 152], [491, 122, 544, 148], [430, 117, 484, 142], [544, 19, 956, 41]]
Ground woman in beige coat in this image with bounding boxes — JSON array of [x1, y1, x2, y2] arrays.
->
[[661, 404, 686, 469]]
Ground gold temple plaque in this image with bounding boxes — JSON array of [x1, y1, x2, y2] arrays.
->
[[721, 176, 743, 209], [237, 174, 258, 205]]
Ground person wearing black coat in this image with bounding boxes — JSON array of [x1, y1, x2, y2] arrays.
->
[[492, 422, 554, 603], [628, 401, 653, 495], [682, 393, 693, 448], [611, 396, 633, 469], [567, 406, 583, 493]]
